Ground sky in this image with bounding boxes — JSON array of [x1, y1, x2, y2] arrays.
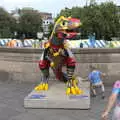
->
[[0, 0, 120, 17]]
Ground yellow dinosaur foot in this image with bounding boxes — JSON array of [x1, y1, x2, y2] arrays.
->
[[72, 78, 79, 87], [66, 86, 84, 95], [34, 83, 49, 92]]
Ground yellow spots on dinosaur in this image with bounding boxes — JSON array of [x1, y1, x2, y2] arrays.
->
[[53, 52, 59, 56], [50, 62, 55, 67]]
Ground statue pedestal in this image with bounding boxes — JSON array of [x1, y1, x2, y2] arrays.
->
[[24, 78, 90, 109]]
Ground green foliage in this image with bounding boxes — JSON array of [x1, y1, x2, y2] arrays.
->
[[48, 23, 54, 38], [0, 2, 119, 40], [19, 8, 43, 38], [0, 7, 16, 38], [57, 2, 120, 40], [0, 7, 43, 39]]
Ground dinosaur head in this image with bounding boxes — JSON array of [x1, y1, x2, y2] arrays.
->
[[55, 16, 82, 39], [49, 16, 82, 48]]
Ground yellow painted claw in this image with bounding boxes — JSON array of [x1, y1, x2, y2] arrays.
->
[[66, 87, 71, 95], [34, 84, 43, 91], [71, 87, 77, 95], [72, 79, 78, 87], [79, 89, 84, 94], [72, 76, 79, 85], [75, 86, 84, 94], [44, 83, 49, 90], [34, 83, 49, 91], [66, 86, 84, 95], [42, 83, 45, 88]]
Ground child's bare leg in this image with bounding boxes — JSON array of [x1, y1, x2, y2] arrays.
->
[[101, 83, 105, 99], [91, 85, 97, 97]]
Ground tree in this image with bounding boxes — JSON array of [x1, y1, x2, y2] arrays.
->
[[0, 7, 16, 38], [18, 8, 43, 38], [57, 2, 120, 40], [48, 23, 54, 38], [99, 2, 120, 40], [55, 7, 72, 22]]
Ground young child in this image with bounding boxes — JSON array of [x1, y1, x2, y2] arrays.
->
[[88, 65, 106, 99]]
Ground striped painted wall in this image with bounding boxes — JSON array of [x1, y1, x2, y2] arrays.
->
[[0, 39, 120, 48], [0, 39, 11, 46], [68, 40, 120, 48]]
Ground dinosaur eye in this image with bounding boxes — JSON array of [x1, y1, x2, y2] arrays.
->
[[62, 21, 68, 26], [62, 21, 65, 25]]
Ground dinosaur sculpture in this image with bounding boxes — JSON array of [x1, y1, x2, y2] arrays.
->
[[35, 16, 83, 95]]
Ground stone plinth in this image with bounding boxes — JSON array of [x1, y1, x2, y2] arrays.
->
[[24, 78, 90, 109]]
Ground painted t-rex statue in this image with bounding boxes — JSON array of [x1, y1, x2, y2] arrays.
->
[[35, 16, 83, 95]]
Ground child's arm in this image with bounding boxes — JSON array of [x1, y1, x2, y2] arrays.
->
[[99, 71, 106, 77], [88, 73, 92, 83], [82, 76, 89, 81], [101, 73, 106, 76]]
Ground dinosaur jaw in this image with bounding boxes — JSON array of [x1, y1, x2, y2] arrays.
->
[[66, 32, 80, 39]]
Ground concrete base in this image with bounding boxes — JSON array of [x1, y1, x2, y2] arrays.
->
[[24, 78, 90, 109]]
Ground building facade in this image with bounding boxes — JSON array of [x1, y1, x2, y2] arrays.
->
[[40, 12, 54, 35]]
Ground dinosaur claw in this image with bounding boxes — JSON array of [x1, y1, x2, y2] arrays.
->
[[66, 87, 71, 95], [75, 86, 84, 94], [44, 83, 49, 90], [71, 87, 77, 95], [66, 86, 84, 95], [34, 84, 43, 91], [34, 83, 49, 91]]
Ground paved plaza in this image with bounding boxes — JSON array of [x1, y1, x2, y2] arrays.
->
[[0, 80, 113, 120]]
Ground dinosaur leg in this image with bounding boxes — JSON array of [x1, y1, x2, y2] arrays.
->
[[63, 48, 84, 95], [61, 72, 69, 83], [34, 60, 50, 91], [65, 57, 83, 95], [66, 57, 76, 95]]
